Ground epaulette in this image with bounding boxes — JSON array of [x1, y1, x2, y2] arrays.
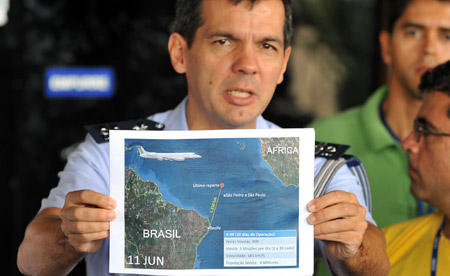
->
[[315, 141, 350, 160], [84, 118, 165, 144], [314, 141, 372, 212]]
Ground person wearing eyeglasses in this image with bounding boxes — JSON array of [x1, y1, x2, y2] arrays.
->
[[382, 60, 450, 275], [309, 2, 450, 272], [310, 0, 450, 230]]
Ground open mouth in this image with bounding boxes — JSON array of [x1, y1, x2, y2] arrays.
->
[[227, 90, 252, 98], [408, 161, 418, 176]]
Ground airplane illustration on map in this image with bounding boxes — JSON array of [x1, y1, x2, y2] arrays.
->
[[136, 145, 202, 161]]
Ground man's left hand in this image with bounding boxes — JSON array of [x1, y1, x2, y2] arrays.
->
[[307, 190, 368, 260]]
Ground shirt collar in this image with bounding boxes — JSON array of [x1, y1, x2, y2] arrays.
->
[[163, 97, 190, 131], [361, 86, 402, 152], [378, 100, 401, 144]]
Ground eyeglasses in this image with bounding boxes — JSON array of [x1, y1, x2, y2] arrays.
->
[[413, 118, 450, 142]]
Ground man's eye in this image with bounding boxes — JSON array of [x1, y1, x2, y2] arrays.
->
[[406, 29, 420, 37], [262, 43, 276, 51], [443, 33, 450, 41], [420, 124, 432, 133], [215, 39, 230, 45]]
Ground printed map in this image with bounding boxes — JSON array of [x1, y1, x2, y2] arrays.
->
[[123, 137, 300, 270]]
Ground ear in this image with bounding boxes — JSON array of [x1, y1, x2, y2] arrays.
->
[[168, 32, 188, 74], [379, 31, 393, 66], [277, 46, 292, 84]]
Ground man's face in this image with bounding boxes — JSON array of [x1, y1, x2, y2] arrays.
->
[[402, 92, 450, 208], [381, 0, 450, 98], [173, 0, 290, 130]]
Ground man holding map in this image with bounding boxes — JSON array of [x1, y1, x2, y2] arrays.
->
[[17, 0, 389, 275]]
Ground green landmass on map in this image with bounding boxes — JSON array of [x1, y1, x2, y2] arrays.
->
[[260, 137, 299, 187], [124, 168, 210, 269]]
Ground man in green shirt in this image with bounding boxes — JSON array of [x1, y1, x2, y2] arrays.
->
[[311, 1, 450, 274], [312, 0, 450, 228]]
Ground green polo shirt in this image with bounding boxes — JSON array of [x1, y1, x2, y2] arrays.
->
[[309, 87, 418, 228], [309, 87, 419, 276], [310, 87, 418, 228]]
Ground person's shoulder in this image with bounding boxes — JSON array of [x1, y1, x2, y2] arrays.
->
[[308, 106, 365, 145], [84, 118, 165, 144], [309, 105, 363, 130], [148, 109, 173, 125], [382, 212, 442, 237], [309, 86, 388, 132], [382, 217, 419, 236]]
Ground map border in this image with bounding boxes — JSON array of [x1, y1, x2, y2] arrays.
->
[[110, 128, 314, 276]]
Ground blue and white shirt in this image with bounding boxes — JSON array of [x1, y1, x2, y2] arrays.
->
[[40, 97, 375, 276]]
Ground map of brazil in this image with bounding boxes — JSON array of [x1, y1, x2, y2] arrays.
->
[[109, 129, 314, 275]]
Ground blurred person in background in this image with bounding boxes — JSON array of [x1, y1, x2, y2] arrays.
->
[[310, 1, 450, 274], [311, 0, 450, 228]]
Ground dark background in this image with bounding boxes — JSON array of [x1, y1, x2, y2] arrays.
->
[[1, 1, 387, 275]]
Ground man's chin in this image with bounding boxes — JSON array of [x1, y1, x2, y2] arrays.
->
[[410, 182, 425, 200], [407, 84, 423, 100], [223, 118, 257, 129], [221, 112, 259, 129]]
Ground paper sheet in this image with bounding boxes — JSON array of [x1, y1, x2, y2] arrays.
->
[[109, 128, 314, 275]]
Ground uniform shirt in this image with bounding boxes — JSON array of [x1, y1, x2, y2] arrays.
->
[[309, 86, 415, 228], [382, 211, 450, 276], [40, 97, 375, 276]]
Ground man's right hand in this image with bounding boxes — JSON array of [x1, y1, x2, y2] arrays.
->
[[18, 190, 117, 275], [59, 189, 117, 253]]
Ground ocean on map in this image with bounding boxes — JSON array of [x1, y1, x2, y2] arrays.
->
[[125, 138, 299, 269]]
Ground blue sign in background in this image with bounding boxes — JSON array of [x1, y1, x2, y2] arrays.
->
[[45, 67, 115, 98]]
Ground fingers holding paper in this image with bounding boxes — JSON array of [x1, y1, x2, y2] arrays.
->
[[307, 190, 368, 260], [59, 189, 117, 254]]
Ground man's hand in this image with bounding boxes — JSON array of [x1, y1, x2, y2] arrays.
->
[[307, 190, 368, 260], [18, 190, 118, 276], [60, 189, 117, 254], [307, 190, 389, 275]]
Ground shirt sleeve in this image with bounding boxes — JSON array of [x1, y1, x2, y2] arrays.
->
[[314, 157, 375, 224], [313, 157, 377, 269], [39, 134, 111, 212]]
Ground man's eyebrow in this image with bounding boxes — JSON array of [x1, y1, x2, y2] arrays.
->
[[205, 32, 283, 45], [206, 32, 234, 39], [262, 36, 283, 45], [400, 22, 425, 30], [401, 23, 450, 33], [439, 27, 450, 33]]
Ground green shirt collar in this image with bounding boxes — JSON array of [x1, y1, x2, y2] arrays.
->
[[361, 86, 402, 152]]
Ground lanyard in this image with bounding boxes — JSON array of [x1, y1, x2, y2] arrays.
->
[[431, 218, 446, 276]]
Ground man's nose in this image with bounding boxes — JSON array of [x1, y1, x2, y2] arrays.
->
[[402, 130, 420, 154], [423, 31, 438, 56], [232, 44, 258, 75]]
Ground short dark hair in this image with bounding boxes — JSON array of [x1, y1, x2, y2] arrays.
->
[[386, 0, 410, 33], [171, 0, 293, 49], [387, 0, 450, 33], [419, 60, 450, 96]]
